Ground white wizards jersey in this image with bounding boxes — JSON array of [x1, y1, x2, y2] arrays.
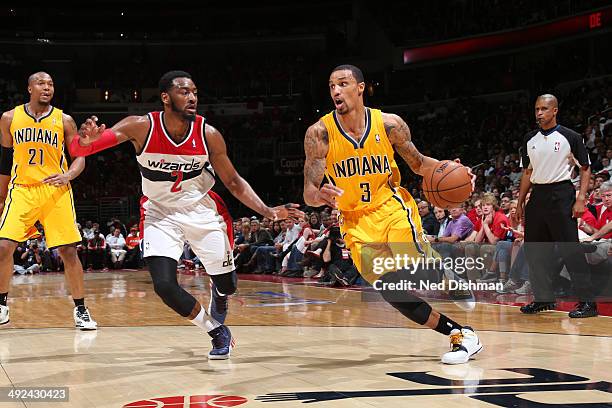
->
[[136, 111, 215, 207]]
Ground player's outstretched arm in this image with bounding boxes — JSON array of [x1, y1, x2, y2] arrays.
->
[[303, 121, 343, 207], [69, 115, 149, 157], [206, 124, 303, 221], [0, 111, 15, 213], [383, 113, 439, 175]]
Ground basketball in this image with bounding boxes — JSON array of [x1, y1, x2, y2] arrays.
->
[[421, 160, 472, 209]]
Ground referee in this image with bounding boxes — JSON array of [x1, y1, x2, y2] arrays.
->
[[516, 94, 597, 318]]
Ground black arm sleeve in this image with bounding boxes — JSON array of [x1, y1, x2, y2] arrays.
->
[[0, 146, 13, 175]]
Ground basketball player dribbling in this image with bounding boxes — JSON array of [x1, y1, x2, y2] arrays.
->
[[72, 70, 303, 359], [0, 72, 96, 330], [303, 65, 482, 364]]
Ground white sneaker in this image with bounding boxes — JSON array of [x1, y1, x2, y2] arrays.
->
[[514, 281, 532, 295], [441, 327, 483, 365], [73, 307, 97, 330], [0, 305, 9, 325], [497, 279, 520, 294]]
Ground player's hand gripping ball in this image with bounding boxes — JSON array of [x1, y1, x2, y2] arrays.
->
[[421, 160, 472, 209]]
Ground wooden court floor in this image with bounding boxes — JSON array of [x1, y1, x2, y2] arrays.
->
[[0, 270, 609, 407]]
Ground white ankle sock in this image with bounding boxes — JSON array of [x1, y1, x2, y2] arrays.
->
[[190, 306, 220, 333]]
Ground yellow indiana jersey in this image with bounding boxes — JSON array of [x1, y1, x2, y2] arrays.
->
[[321, 107, 401, 212], [8, 104, 67, 185]]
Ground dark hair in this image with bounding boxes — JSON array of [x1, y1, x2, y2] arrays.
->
[[329, 226, 342, 240], [309, 212, 321, 229], [271, 221, 282, 238], [159, 70, 192, 94], [332, 64, 364, 83]]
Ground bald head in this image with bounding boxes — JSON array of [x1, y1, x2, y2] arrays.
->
[[535, 94, 559, 129], [27, 71, 54, 106], [28, 71, 52, 85], [536, 94, 558, 108]]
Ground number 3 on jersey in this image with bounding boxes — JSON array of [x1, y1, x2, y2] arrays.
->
[[171, 170, 184, 192], [360, 182, 371, 202]]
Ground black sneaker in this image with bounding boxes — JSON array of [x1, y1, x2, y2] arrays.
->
[[449, 289, 473, 300], [208, 325, 234, 360], [568, 302, 598, 318], [208, 282, 228, 324], [520, 301, 556, 314], [330, 269, 349, 286]]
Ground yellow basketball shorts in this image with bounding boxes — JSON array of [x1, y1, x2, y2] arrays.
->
[[340, 187, 436, 284], [0, 183, 81, 248]]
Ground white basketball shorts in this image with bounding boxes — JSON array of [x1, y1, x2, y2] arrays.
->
[[140, 193, 234, 275]]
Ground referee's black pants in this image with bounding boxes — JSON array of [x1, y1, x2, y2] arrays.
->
[[524, 181, 594, 302]]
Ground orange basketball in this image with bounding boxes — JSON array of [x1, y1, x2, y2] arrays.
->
[[421, 160, 472, 209]]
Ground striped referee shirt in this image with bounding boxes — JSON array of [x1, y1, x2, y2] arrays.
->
[[520, 124, 590, 184]]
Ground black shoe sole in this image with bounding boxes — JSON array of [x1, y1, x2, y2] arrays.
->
[[449, 290, 473, 300], [569, 310, 599, 318], [520, 303, 556, 314]]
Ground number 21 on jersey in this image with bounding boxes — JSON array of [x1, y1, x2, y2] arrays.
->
[[28, 148, 44, 166]]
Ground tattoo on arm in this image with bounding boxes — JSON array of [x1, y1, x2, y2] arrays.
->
[[303, 123, 329, 189], [384, 114, 424, 173]]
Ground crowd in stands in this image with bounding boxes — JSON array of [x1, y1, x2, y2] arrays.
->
[[4, 67, 611, 299], [12, 218, 142, 274], [393, 77, 612, 199], [0, 7, 610, 298], [5, 76, 611, 302], [170, 78, 611, 297], [178, 209, 361, 287]]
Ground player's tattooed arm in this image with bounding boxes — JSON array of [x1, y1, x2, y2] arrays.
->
[[383, 113, 438, 175], [303, 121, 342, 207]]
